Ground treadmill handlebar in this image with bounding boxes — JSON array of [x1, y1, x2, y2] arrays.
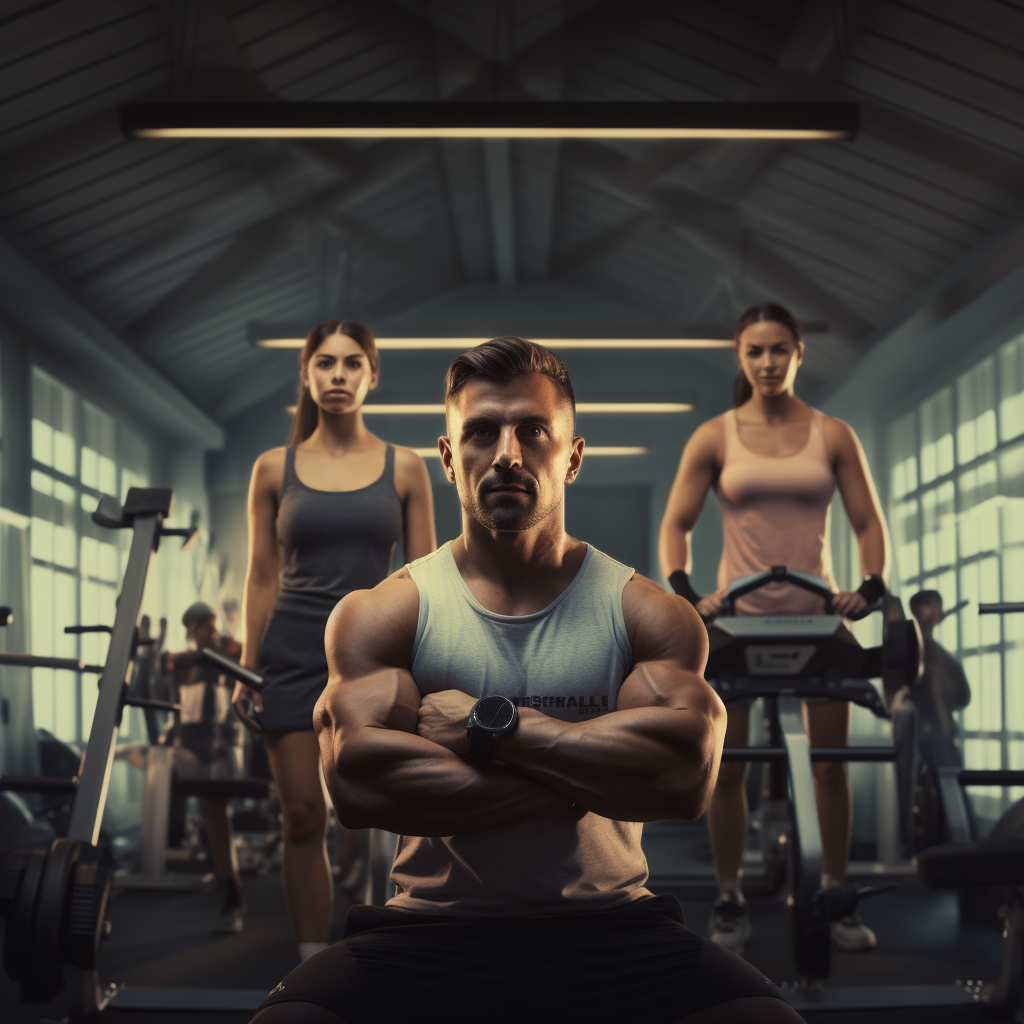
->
[[716, 565, 886, 621], [979, 602, 1024, 615], [201, 647, 265, 693]]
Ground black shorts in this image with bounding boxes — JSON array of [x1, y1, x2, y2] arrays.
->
[[258, 895, 785, 1023]]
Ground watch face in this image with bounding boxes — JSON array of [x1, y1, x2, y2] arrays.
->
[[475, 695, 516, 732]]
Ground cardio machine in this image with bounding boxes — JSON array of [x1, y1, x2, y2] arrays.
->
[[704, 570, 1024, 1019], [0, 489, 270, 1019]]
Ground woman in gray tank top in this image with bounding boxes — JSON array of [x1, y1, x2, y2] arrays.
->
[[231, 319, 437, 962]]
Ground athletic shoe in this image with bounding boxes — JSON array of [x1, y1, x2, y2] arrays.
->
[[831, 911, 876, 951], [216, 905, 244, 934], [709, 894, 752, 954]]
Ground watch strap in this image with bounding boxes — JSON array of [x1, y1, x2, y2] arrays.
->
[[467, 727, 495, 760]]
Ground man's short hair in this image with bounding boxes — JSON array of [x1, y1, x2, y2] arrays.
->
[[182, 601, 217, 629], [909, 590, 943, 615], [445, 337, 576, 430]]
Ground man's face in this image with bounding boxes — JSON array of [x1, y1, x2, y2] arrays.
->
[[440, 373, 583, 534], [186, 616, 217, 650], [913, 599, 943, 632]]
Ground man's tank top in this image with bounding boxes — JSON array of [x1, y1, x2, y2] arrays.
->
[[715, 408, 837, 616], [275, 444, 404, 617], [390, 541, 652, 916]]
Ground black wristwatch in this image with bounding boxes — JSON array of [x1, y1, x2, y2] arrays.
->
[[466, 695, 519, 761]]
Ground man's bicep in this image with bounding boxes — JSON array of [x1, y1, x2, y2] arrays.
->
[[320, 585, 422, 734], [617, 578, 716, 715]]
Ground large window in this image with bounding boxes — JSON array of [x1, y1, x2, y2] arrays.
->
[[887, 331, 1024, 819], [30, 368, 150, 744]]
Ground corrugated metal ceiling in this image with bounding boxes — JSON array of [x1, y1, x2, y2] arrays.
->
[[1, 0, 1022, 418]]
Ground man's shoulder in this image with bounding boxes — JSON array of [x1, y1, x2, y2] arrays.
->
[[620, 573, 708, 662], [327, 571, 421, 652]]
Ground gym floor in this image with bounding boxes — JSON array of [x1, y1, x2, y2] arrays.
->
[[3, 820, 1013, 1023]]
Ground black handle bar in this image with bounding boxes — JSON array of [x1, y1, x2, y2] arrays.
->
[[979, 603, 1024, 615], [201, 647, 265, 693], [722, 566, 834, 617]]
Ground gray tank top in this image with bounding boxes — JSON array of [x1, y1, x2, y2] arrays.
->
[[390, 541, 653, 915], [275, 444, 403, 617]]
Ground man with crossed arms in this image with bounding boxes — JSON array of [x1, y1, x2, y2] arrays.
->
[[253, 337, 799, 1024]]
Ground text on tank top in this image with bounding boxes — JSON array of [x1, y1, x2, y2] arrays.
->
[[715, 408, 836, 616], [391, 541, 652, 916], [275, 444, 404, 617]]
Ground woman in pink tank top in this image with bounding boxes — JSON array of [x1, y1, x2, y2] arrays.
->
[[658, 302, 890, 957]]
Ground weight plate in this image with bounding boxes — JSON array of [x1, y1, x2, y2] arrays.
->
[[3, 846, 46, 984], [24, 838, 78, 1003], [0, 848, 31, 921], [65, 843, 112, 970]]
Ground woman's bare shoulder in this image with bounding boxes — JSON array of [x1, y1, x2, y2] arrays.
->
[[686, 415, 726, 457], [252, 447, 287, 489], [393, 444, 431, 493]]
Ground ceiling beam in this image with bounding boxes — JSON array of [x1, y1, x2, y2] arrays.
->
[[483, 140, 517, 286], [128, 143, 425, 345], [0, 228, 223, 447]]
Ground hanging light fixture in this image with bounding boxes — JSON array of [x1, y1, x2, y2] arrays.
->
[[121, 102, 858, 141], [259, 336, 734, 350]]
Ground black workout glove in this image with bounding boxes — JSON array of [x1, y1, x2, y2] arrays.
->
[[668, 570, 703, 607], [856, 574, 887, 604]]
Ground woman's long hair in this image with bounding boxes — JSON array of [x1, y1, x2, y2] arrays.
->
[[288, 319, 378, 446], [733, 302, 802, 407]]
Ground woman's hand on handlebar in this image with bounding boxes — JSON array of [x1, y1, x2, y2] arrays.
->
[[232, 680, 263, 734], [695, 589, 728, 621], [832, 590, 868, 618]]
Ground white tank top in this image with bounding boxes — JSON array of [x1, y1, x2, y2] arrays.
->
[[388, 541, 653, 915]]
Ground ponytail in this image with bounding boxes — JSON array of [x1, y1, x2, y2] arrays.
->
[[732, 302, 802, 408]]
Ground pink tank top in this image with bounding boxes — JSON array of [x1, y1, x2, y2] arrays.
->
[[715, 408, 836, 616]]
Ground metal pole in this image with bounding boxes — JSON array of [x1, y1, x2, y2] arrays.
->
[[778, 695, 823, 908], [67, 515, 161, 844]]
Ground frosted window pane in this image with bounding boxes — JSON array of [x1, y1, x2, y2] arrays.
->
[[98, 542, 117, 582], [31, 517, 53, 563], [54, 526, 76, 568], [80, 537, 96, 579], [981, 556, 1001, 646], [981, 652, 1002, 731], [81, 447, 98, 489], [921, 388, 954, 484], [54, 671, 76, 742], [960, 565, 980, 649], [891, 499, 919, 584], [31, 471, 53, 496], [32, 420, 53, 466], [1006, 548, 1024, 603], [98, 456, 116, 496], [1000, 333, 1024, 443], [1007, 649, 1024, 732], [32, 670, 54, 733], [53, 432, 75, 477]]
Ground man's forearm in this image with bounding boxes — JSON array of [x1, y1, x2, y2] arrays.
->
[[323, 726, 570, 836], [493, 707, 719, 821]]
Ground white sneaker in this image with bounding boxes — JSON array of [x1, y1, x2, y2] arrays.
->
[[709, 895, 752, 954], [831, 911, 876, 951]]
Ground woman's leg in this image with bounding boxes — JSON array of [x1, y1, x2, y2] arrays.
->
[[203, 796, 241, 885], [264, 729, 333, 944], [803, 700, 851, 884], [707, 704, 751, 882]]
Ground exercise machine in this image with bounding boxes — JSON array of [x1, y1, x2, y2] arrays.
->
[[705, 570, 1024, 1018], [0, 489, 270, 1018]]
